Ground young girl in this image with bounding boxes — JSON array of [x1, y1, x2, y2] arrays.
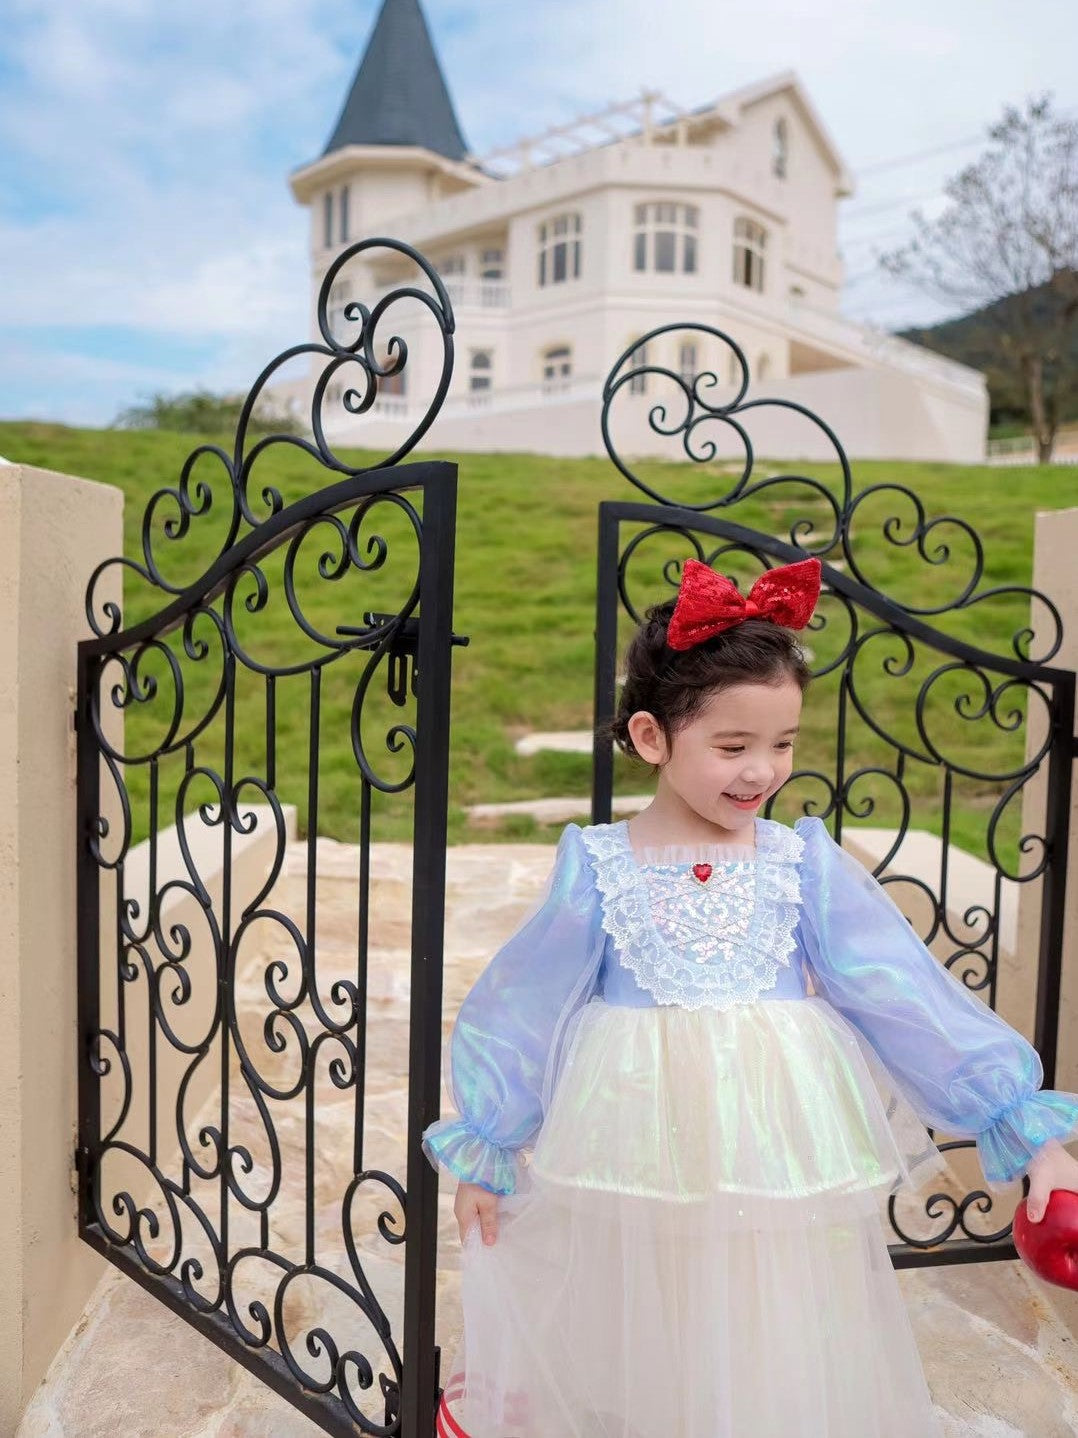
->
[[423, 557, 1078, 1438]]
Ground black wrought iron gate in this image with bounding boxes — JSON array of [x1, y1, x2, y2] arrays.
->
[[75, 241, 459, 1435], [592, 324, 1075, 1267]]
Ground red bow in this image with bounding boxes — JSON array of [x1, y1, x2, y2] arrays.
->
[[666, 558, 822, 651]]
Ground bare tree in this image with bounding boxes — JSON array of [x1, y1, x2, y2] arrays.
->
[[882, 96, 1078, 462]]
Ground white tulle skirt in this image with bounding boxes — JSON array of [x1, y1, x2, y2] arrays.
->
[[439, 998, 944, 1438]]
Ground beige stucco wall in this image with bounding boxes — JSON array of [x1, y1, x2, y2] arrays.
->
[[1013, 508, 1078, 1088], [0, 465, 122, 1434]]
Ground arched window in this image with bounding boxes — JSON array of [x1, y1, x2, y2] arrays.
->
[[733, 218, 767, 292], [627, 340, 649, 396], [480, 248, 504, 280], [772, 118, 788, 179], [470, 350, 493, 392], [633, 202, 698, 274], [757, 352, 771, 381], [538, 214, 582, 286], [542, 344, 572, 390]]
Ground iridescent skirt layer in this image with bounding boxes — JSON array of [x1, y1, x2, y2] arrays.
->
[[442, 997, 944, 1438]]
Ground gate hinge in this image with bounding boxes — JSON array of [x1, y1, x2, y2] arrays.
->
[[71, 1144, 90, 1194]]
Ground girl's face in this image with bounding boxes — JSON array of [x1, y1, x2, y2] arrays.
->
[[628, 678, 803, 837]]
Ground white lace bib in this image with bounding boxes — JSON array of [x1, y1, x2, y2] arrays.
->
[[581, 819, 804, 1010]]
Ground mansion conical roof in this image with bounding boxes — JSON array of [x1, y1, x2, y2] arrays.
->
[[324, 0, 469, 161]]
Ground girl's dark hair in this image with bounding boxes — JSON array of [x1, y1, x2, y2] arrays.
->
[[611, 598, 812, 759]]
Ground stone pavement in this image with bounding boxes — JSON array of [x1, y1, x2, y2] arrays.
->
[[17, 840, 1078, 1436]]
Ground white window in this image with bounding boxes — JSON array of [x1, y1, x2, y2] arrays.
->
[[627, 340, 649, 396], [733, 217, 767, 292], [542, 345, 572, 389], [328, 279, 352, 333], [757, 352, 771, 381], [772, 119, 789, 180], [470, 350, 493, 392], [678, 341, 697, 387], [480, 248, 504, 280], [538, 214, 582, 287], [440, 253, 466, 277], [339, 185, 350, 244], [633, 202, 699, 274], [323, 192, 334, 250]]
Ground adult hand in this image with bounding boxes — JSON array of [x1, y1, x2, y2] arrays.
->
[[454, 1180, 500, 1245], [1026, 1139, 1078, 1223]]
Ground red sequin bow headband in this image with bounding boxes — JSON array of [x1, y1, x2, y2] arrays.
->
[[666, 557, 822, 651]]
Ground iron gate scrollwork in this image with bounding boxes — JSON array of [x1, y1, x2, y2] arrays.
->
[[593, 323, 1075, 1267], [75, 239, 462, 1434]]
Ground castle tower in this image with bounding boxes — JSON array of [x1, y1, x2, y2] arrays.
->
[[290, 0, 482, 266]]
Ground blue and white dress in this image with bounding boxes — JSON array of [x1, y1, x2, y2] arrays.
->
[[424, 818, 1078, 1438]]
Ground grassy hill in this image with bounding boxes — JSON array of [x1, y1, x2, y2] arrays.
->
[[3, 420, 1076, 864]]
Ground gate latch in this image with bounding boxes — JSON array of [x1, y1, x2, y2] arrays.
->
[[339, 612, 470, 707]]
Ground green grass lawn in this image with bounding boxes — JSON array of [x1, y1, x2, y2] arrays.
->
[[3, 420, 1076, 867]]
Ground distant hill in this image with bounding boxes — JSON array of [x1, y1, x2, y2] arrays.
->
[[899, 276, 1078, 429]]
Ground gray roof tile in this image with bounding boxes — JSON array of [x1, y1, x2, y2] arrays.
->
[[324, 0, 469, 160]]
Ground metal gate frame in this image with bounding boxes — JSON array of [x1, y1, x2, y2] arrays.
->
[[591, 325, 1076, 1267], [75, 240, 458, 1435]]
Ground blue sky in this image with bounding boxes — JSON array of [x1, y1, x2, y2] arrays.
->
[[1, 0, 1075, 427]]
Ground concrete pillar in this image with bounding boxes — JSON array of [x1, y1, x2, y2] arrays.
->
[[0, 466, 124, 1431], [1012, 507, 1078, 1090]]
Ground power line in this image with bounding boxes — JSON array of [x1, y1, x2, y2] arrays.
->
[[853, 134, 984, 177]]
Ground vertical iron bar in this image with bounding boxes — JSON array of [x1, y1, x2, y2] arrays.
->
[[1033, 671, 1075, 1087], [219, 652, 236, 1257], [592, 505, 620, 825], [306, 666, 321, 1269], [834, 667, 848, 843], [355, 778, 372, 1176], [401, 470, 457, 1438], [75, 647, 102, 1237]]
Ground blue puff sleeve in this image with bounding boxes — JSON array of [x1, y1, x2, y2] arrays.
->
[[796, 816, 1078, 1184], [421, 824, 605, 1194]]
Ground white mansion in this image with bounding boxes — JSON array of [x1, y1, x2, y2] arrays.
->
[[286, 0, 986, 462]]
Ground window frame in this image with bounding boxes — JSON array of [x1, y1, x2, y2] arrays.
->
[[537, 213, 582, 288], [541, 344, 573, 389], [772, 118, 789, 180], [470, 348, 494, 393], [732, 217, 768, 292], [632, 201, 699, 276]]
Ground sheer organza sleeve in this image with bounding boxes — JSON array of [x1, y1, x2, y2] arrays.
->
[[796, 816, 1078, 1184], [421, 824, 605, 1194]]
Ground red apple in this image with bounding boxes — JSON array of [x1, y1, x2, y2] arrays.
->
[[1013, 1189, 1078, 1291]]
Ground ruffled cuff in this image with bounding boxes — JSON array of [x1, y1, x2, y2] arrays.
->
[[977, 1090, 1078, 1183], [421, 1117, 521, 1194]]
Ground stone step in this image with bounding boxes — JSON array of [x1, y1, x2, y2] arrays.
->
[[466, 794, 651, 825], [514, 729, 594, 756]]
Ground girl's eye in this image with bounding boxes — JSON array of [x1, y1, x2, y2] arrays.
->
[[719, 746, 745, 755], [776, 741, 795, 751]]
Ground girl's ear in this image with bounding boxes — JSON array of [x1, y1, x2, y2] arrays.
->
[[626, 711, 669, 765]]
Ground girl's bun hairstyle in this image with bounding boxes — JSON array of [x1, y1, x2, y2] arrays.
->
[[611, 598, 812, 760]]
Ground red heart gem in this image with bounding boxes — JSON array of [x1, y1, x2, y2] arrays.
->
[[692, 863, 713, 884], [1013, 1189, 1078, 1291]]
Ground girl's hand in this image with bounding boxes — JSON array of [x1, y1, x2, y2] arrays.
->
[[454, 1180, 500, 1246], [1026, 1139, 1078, 1222]]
